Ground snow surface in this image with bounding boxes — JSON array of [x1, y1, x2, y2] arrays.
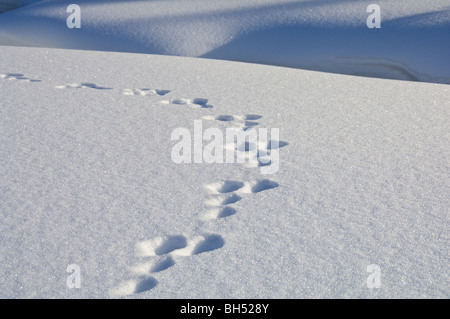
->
[[0, 0, 449, 299], [0, 0, 449, 83], [0, 45, 448, 298], [0, 0, 38, 13]]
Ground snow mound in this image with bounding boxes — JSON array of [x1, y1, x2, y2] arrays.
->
[[0, 0, 449, 83]]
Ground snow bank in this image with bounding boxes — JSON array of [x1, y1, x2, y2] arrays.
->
[[0, 0, 39, 13], [0, 0, 449, 83]]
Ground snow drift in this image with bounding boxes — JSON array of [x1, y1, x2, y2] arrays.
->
[[0, 0, 449, 83]]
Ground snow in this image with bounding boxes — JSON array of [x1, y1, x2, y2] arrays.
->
[[0, 0, 449, 83], [0, 0, 449, 299], [0, 0, 38, 13]]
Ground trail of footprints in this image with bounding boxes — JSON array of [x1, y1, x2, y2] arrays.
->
[[0, 73, 41, 82], [1, 73, 210, 109], [111, 112, 285, 296], [111, 178, 280, 297], [1, 71, 286, 297], [53, 82, 214, 110]]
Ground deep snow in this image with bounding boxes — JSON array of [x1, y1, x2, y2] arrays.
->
[[0, 0, 449, 299], [0, 45, 448, 298], [0, 0, 449, 83]]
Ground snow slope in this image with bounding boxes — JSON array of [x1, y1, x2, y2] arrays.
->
[[0, 0, 449, 83], [0, 45, 448, 298], [0, 0, 38, 13]]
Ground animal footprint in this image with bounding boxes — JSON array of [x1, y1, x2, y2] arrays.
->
[[128, 257, 173, 276], [205, 180, 245, 194], [244, 114, 263, 121], [251, 179, 279, 193], [55, 82, 111, 90], [133, 276, 158, 293], [122, 88, 170, 96], [191, 234, 224, 255], [136, 235, 188, 257], [160, 97, 213, 109], [134, 234, 224, 259], [204, 206, 237, 219], [129, 255, 177, 275], [110, 276, 158, 297], [0, 73, 41, 82], [203, 114, 262, 130], [161, 233, 225, 257], [150, 256, 176, 273], [266, 140, 289, 150], [203, 179, 279, 220], [204, 193, 242, 207], [111, 233, 224, 296], [215, 115, 235, 122]]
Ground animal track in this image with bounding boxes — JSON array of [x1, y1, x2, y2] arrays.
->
[[204, 206, 237, 219], [106, 83, 287, 296], [216, 115, 235, 122], [122, 88, 170, 96], [205, 180, 245, 194], [55, 82, 111, 90], [160, 97, 213, 108], [192, 234, 225, 254], [3, 74, 287, 297], [110, 276, 158, 297], [251, 179, 279, 193], [0, 73, 41, 82], [150, 256, 176, 273], [231, 138, 288, 169], [203, 179, 279, 220], [220, 193, 242, 205], [203, 113, 288, 162], [133, 276, 158, 293], [136, 235, 188, 257], [205, 179, 279, 197], [205, 193, 243, 206], [203, 113, 263, 130], [244, 114, 263, 121], [111, 233, 224, 297], [267, 140, 289, 150]]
